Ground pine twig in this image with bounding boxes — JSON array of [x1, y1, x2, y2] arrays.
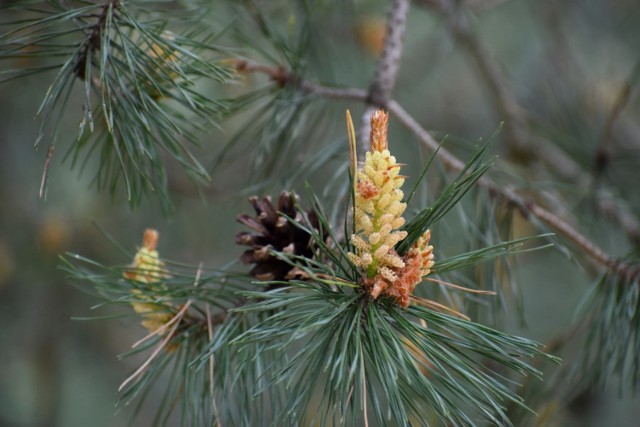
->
[[418, 0, 640, 248], [361, 0, 412, 157], [233, 60, 367, 101], [367, 0, 411, 106]]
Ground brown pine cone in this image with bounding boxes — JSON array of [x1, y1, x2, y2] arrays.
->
[[235, 192, 323, 281]]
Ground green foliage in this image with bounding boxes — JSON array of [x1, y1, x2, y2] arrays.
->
[[0, 0, 235, 210], [397, 139, 495, 256], [61, 160, 559, 425], [61, 251, 267, 425], [576, 262, 640, 392], [433, 235, 553, 275], [234, 282, 553, 426]]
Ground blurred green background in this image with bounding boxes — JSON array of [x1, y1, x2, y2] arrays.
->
[[2, 0, 640, 426]]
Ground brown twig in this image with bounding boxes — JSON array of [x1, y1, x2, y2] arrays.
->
[[234, 60, 367, 101], [367, 0, 411, 108], [360, 0, 412, 157]]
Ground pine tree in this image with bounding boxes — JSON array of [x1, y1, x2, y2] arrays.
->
[[2, 0, 640, 425]]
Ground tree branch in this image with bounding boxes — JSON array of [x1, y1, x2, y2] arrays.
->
[[39, 0, 121, 200], [360, 0, 412, 158], [367, 0, 411, 108], [234, 60, 367, 101]]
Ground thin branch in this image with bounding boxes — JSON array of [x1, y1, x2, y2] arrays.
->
[[418, 0, 640, 248], [367, 0, 411, 106], [361, 0, 412, 157], [234, 60, 367, 101]]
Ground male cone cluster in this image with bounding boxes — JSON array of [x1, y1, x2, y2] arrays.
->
[[348, 110, 434, 307], [124, 229, 172, 333]]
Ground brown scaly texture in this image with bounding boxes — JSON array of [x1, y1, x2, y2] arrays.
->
[[236, 192, 324, 281]]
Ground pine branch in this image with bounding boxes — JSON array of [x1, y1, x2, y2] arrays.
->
[[360, 0, 411, 158], [32, 3, 640, 424], [61, 247, 271, 424], [233, 280, 554, 425], [417, 0, 640, 248], [367, 0, 410, 108], [233, 60, 367, 101], [64, 173, 562, 425]]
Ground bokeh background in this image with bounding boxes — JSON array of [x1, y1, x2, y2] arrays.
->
[[1, 0, 640, 426]]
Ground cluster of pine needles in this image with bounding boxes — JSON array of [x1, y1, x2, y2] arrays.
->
[[63, 109, 558, 426]]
